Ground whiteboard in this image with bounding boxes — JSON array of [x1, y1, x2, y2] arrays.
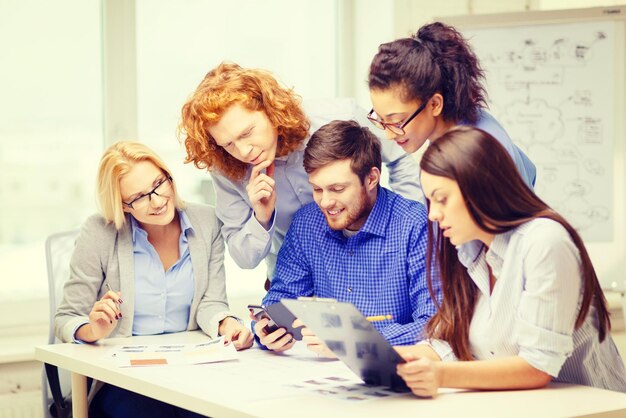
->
[[442, 6, 626, 288]]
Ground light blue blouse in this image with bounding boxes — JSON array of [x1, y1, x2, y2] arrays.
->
[[130, 211, 195, 335]]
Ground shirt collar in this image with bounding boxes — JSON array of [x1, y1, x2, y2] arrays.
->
[[487, 230, 512, 263], [130, 209, 193, 244], [457, 227, 515, 271], [456, 240, 484, 268]]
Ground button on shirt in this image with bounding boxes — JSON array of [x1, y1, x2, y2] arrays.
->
[[211, 98, 421, 279], [429, 218, 626, 392], [263, 187, 439, 346], [131, 211, 195, 335]]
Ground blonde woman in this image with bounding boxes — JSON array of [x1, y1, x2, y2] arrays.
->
[[55, 141, 251, 418]]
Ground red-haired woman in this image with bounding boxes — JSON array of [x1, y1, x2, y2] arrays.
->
[[179, 62, 421, 286]]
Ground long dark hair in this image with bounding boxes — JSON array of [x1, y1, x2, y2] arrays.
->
[[368, 22, 487, 124], [421, 126, 610, 360]]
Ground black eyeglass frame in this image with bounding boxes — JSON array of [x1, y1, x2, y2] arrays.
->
[[367, 99, 429, 136], [122, 175, 173, 210]]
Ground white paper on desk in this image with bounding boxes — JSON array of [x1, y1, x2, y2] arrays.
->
[[107, 336, 238, 367]]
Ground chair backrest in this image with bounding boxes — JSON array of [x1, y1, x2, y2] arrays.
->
[[45, 229, 80, 345], [42, 229, 79, 418]]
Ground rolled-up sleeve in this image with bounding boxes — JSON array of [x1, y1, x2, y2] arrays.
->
[[420, 339, 458, 362], [516, 225, 581, 377]]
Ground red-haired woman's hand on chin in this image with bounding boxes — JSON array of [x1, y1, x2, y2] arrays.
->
[[247, 160, 276, 230], [396, 356, 443, 398]]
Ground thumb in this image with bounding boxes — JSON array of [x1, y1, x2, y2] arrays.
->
[[231, 329, 240, 341], [265, 161, 275, 178]]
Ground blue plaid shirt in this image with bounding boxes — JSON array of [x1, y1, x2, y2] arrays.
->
[[263, 187, 439, 346]]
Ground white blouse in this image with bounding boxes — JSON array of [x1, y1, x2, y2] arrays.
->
[[429, 218, 626, 392]]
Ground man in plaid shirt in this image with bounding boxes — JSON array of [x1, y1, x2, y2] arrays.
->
[[254, 120, 439, 356]]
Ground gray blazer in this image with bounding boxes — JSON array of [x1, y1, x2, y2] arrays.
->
[[55, 202, 238, 343]]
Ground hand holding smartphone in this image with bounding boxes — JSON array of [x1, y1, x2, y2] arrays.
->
[[247, 302, 303, 340], [248, 304, 280, 334]]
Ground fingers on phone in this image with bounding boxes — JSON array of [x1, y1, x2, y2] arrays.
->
[[253, 318, 269, 335], [271, 332, 295, 352]]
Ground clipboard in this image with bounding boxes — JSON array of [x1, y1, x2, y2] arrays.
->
[[281, 298, 409, 392]]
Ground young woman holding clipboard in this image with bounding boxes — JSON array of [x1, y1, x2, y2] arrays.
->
[[395, 127, 626, 396]]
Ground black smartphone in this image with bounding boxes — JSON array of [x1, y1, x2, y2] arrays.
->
[[247, 304, 280, 334]]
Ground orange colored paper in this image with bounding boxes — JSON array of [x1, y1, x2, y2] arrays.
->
[[130, 358, 168, 366]]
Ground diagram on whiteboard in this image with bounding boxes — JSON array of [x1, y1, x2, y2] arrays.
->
[[466, 22, 615, 241]]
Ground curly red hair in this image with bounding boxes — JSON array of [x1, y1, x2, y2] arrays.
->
[[179, 62, 310, 181]]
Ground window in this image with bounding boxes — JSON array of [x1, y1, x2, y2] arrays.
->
[[0, 0, 102, 324]]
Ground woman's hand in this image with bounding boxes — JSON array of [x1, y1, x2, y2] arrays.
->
[[219, 317, 253, 350], [246, 160, 276, 230], [76, 290, 122, 342], [396, 348, 443, 398]]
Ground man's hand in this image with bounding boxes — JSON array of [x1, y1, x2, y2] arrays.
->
[[295, 319, 336, 358], [253, 318, 295, 352]]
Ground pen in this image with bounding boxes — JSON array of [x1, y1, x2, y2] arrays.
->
[[366, 314, 393, 322], [105, 283, 123, 305]]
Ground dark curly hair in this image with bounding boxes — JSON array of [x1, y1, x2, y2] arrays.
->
[[369, 22, 487, 124]]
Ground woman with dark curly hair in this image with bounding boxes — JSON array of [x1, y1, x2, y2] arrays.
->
[[179, 62, 421, 287], [368, 22, 536, 200]]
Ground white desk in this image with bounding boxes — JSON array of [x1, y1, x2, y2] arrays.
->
[[36, 331, 626, 418]]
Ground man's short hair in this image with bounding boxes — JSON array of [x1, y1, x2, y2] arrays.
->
[[303, 120, 382, 183]]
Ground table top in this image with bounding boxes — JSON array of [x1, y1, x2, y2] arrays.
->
[[35, 331, 626, 418]]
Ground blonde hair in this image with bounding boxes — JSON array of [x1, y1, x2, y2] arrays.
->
[[178, 62, 310, 181], [97, 141, 184, 229]]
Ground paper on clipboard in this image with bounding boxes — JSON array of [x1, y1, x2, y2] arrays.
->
[[281, 299, 409, 392]]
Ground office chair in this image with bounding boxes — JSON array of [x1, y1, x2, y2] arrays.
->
[[42, 229, 79, 418]]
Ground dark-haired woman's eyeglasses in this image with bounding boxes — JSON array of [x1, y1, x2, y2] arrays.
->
[[367, 100, 429, 136], [122, 175, 173, 210]]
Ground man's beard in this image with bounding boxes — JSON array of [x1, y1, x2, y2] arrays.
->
[[325, 188, 373, 231]]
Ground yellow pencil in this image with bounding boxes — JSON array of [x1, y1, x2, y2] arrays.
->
[[366, 314, 393, 322]]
